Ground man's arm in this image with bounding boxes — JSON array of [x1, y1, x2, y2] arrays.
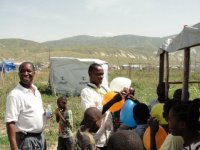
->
[[6, 122, 18, 150], [55, 108, 61, 123], [102, 92, 124, 114]]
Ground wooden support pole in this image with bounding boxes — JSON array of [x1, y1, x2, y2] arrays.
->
[[159, 52, 165, 84], [165, 52, 169, 100], [182, 47, 190, 101]]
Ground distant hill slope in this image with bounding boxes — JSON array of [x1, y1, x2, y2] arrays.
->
[[0, 38, 47, 53], [43, 35, 168, 50], [42, 35, 171, 61], [0, 35, 177, 64]]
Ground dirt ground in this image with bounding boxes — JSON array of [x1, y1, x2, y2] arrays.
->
[[48, 143, 57, 150]]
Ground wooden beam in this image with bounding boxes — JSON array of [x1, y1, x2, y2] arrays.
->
[[168, 81, 200, 84], [165, 52, 169, 99], [159, 52, 165, 84], [182, 47, 190, 101]]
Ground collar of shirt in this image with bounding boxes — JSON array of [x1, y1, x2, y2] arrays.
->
[[17, 83, 37, 93], [87, 83, 107, 96], [87, 83, 99, 89]]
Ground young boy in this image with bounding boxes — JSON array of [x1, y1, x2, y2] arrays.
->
[[55, 96, 74, 150], [133, 103, 150, 139], [149, 100, 184, 150], [75, 107, 103, 150]]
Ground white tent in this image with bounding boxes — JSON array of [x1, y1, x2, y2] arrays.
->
[[49, 57, 109, 96]]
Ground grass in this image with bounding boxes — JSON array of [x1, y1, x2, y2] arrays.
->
[[0, 67, 200, 149]]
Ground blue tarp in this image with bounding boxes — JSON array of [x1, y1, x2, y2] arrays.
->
[[0, 61, 16, 73]]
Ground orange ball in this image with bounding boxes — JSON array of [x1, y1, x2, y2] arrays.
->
[[143, 126, 167, 150]]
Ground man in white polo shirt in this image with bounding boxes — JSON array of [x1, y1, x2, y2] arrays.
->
[[81, 63, 125, 150], [5, 62, 45, 150]]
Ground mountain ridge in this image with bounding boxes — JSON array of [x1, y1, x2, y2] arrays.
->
[[0, 34, 177, 64], [42, 34, 170, 49]]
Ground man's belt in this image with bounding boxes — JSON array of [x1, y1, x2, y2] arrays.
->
[[17, 132, 42, 137]]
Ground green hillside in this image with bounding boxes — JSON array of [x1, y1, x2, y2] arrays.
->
[[42, 35, 170, 64], [0, 38, 47, 52], [0, 35, 177, 65], [0, 38, 49, 62], [42, 35, 167, 51]]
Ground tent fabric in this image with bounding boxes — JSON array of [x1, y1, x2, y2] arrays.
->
[[157, 23, 200, 54], [0, 61, 16, 73], [157, 38, 173, 56], [49, 57, 108, 96]]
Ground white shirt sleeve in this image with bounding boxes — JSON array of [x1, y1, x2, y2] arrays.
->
[[5, 94, 21, 123], [81, 88, 103, 112]]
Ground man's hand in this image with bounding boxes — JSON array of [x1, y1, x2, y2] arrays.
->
[[44, 111, 53, 120], [122, 87, 139, 102]]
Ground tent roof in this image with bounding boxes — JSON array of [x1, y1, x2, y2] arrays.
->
[[157, 22, 200, 55], [50, 57, 108, 64]]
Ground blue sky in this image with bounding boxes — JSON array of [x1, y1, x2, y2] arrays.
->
[[0, 0, 199, 42]]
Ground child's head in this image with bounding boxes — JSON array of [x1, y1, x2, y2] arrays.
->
[[163, 99, 178, 122], [156, 82, 166, 103], [173, 88, 189, 101], [133, 103, 150, 124], [107, 130, 143, 150], [83, 107, 102, 133], [57, 96, 67, 109], [168, 101, 199, 136]]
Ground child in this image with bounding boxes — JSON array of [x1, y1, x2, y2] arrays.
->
[[133, 103, 150, 140], [75, 107, 103, 150], [150, 99, 184, 150], [55, 96, 74, 150], [172, 88, 190, 101], [168, 100, 200, 150], [148, 82, 167, 111], [159, 100, 184, 150]]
